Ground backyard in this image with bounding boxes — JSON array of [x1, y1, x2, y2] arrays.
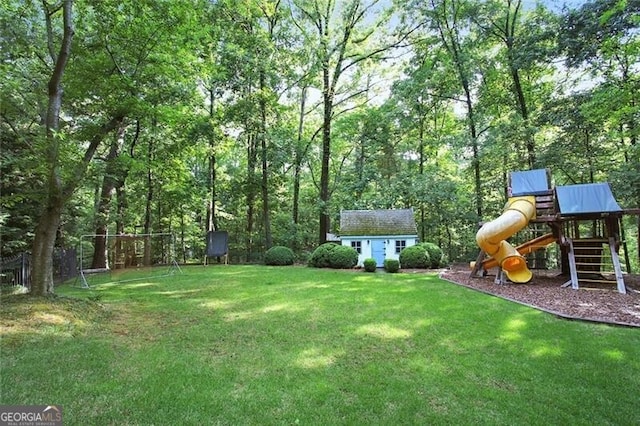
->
[[2, 265, 639, 425]]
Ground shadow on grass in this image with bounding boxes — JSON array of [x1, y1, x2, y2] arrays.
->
[[2, 265, 639, 424]]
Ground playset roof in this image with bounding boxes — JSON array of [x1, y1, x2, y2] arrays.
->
[[556, 183, 622, 216], [510, 169, 550, 196]]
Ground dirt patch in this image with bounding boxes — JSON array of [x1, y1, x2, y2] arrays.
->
[[437, 265, 640, 327]]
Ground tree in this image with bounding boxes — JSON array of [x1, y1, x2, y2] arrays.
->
[[387, 40, 459, 241], [292, 0, 396, 243], [474, 0, 556, 169], [29, 0, 126, 295], [558, 0, 640, 262], [425, 0, 486, 219]]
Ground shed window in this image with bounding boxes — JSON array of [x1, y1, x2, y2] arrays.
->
[[351, 241, 362, 254], [395, 240, 406, 254]]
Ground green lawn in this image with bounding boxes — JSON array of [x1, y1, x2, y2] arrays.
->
[[2, 265, 639, 425]]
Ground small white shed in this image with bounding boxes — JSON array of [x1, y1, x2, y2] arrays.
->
[[340, 208, 418, 267]]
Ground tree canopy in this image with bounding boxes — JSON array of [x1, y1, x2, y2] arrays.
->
[[1, 0, 639, 293]]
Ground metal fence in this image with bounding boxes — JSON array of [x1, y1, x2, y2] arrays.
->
[[0, 252, 31, 287], [0, 248, 77, 289]]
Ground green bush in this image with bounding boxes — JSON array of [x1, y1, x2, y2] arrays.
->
[[308, 243, 337, 268], [363, 258, 377, 272], [308, 243, 358, 269], [422, 242, 445, 268], [264, 246, 295, 266], [330, 245, 359, 269], [384, 259, 399, 273], [399, 245, 430, 269]]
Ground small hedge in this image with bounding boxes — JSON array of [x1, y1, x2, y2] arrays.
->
[[399, 245, 430, 269], [264, 246, 295, 266], [308, 243, 358, 269], [308, 243, 336, 268], [384, 259, 399, 273], [363, 258, 377, 272], [399, 242, 446, 269], [422, 242, 445, 268]]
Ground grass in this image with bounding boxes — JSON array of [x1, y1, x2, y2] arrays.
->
[[2, 265, 640, 425]]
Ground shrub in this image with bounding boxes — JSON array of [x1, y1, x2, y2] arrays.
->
[[399, 245, 430, 269], [330, 245, 359, 269], [308, 243, 337, 268], [308, 243, 358, 269], [422, 242, 445, 268], [264, 246, 295, 266], [384, 259, 399, 273], [363, 258, 377, 272]]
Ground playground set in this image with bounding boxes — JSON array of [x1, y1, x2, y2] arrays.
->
[[470, 169, 639, 294]]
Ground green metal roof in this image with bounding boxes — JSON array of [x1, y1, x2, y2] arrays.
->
[[340, 209, 417, 237]]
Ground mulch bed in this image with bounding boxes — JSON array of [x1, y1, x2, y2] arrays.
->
[[437, 264, 640, 328]]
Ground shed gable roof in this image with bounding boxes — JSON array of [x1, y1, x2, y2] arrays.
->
[[340, 209, 417, 237]]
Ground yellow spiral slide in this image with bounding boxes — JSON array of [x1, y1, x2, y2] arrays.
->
[[474, 196, 536, 283]]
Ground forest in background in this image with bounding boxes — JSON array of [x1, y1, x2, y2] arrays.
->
[[1, 0, 639, 295]]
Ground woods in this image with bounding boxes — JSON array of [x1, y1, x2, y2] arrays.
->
[[1, 0, 639, 294]]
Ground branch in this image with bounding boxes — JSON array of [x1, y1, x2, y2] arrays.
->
[[42, 0, 63, 63], [0, 113, 35, 152], [329, 146, 355, 197], [62, 114, 126, 200], [104, 35, 126, 77]]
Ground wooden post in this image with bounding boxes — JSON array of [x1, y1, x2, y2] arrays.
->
[[609, 237, 627, 294], [566, 239, 579, 290]]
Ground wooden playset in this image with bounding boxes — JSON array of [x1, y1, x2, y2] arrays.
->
[[470, 169, 639, 294]]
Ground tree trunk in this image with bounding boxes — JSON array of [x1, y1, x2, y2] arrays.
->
[[30, 0, 73, 296], [142, 133, 154, 266], [464, 84, 482, 220], [259, 70, 272, 248], [32, 112, 125, 293], [502, 0, 535, 169], [419, 108, 426, 242], [319, 61, 333, 244], [207, 87, 218, 232], [31, 198, 64, 295], [293, 86, 307, 227], [433, 0, 483, 219], [91, 124, 126, 269], [246, 132, 258, 262], [510, 65, 535, 168]]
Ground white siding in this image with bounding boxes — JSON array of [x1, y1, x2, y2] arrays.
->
[[342, 236, 417, 267]]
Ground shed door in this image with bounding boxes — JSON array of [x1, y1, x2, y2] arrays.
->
[[371, 240, 385, 266]]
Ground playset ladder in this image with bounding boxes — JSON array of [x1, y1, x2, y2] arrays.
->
[[564, 238, 626, 294]]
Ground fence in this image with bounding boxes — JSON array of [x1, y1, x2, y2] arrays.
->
[[0, 252, 30, 287], [0, 248, 77, 289]]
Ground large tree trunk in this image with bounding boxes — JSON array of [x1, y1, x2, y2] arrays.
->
[[31, 198, 64, 295], [91, 124, 126, 269], [318, 58, 333, 244], [30, 0, 74, 296]]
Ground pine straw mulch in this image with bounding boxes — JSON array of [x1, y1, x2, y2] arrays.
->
[[437, 264, 640, 328]]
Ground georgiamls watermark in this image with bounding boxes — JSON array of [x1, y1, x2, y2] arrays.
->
[[0, 405, 62, 426]]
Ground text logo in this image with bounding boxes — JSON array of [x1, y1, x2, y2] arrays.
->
[[0, 405, 63, 426]]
